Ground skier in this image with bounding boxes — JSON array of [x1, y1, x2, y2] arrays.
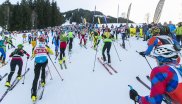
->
[[175, 22, 182, 46], [135, 25, 140, 40], [59, 31, 67, 65], [22, 33, 27, 43], [28, 33, 32, 44], [139, 26, 181, 60], [129, 45, 182, 104], [79, 27, 87, 46], [5, 44, 30, 87], [92, 30, 101, 50], [102, 28, 113, 65], [67, 30, 74, 52], [120, 25, 127, 48], [31, 36, 53, 101], [52, 32, 60, 57], [0, 36, 14, 65]]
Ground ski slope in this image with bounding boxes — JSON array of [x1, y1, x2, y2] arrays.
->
[[0, 32, 170, 104]]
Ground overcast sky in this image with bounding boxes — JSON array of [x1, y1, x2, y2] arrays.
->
[[1, 0, 182, 24]]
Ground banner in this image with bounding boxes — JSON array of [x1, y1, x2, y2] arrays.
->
[[127, 3, 132, 25], [104, 16, 107, 24], [117, 4, 119, 23], [98, 17, 101, 24], [84, 18, 87, 24], [92, 5, 96, 23], [153, 0, 165, 23]]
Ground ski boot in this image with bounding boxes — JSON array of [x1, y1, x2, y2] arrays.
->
[[41, 81, 46, 87], [17, 75, 22, 80], [31, 95, 37, 102], [5, 81, 11, 87], [59, 59, 63, 65]]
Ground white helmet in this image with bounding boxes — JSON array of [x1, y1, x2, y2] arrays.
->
[[154, 45, 178, 58]]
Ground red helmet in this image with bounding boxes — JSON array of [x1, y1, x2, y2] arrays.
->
[[39, 36, 45, 42]]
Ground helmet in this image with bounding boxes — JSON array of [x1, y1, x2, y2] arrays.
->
[[17, 44, 24, 49], [152, 26, 160, 35], [39, 36, 45, 42], [154, 45, 178, 58]]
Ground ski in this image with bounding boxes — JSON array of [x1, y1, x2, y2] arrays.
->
[[60, 64, 63, 70], [83, 45, 87, 49], [63, 62, 67, 69], [136, 76, 172, 104], [120, 43, 128, 51], [106, 64, 118, 73], [0, 73, 8, 81], [0, 68, 30, 103], [97, 57, 112, 75], [32, 71, 49, 104], [100, 57, 118, 73]]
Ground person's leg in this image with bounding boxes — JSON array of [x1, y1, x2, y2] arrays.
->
[[102, 43, 107, 62], [31, 63, 41, 97], [106, 42, 112, 63], [7, 60, 16, 83]]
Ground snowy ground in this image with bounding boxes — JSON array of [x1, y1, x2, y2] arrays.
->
[[0, 32, 170, 104]]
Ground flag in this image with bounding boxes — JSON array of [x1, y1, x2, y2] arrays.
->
[[153, 0, 165, 23], [92, 5, 96, 23], [104, 15, 107, 24], [84, 18, 87, 24], [117, 4, 119, 23], [127, 3, 132, 25], [98, 17, 101, 24]]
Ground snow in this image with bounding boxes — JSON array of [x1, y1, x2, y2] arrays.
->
[[0, 31, 170, 104]]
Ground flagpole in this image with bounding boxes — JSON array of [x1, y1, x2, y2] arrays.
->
[[117, 4, 119, 23]]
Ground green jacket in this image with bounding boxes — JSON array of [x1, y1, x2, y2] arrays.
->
[[176, 26, 182, 35], [102, 32, 113, 42], [60, 34, 67, 42], [68, 32, 74, 38]]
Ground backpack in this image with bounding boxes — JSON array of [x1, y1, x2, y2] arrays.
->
[[155, 35, 181, 51]]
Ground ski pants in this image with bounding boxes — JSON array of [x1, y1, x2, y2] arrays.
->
[[68, 38, 73, 51], [8, 59, 23, 82], [31, 60, 48, 96], [121, 33, 126, 47], [60, 48, 66, 60], [80, 35, 86, 45], [102, 42, 111, 63], [0, 47, 6, 62]]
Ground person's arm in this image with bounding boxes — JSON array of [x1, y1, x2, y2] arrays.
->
[[138, 67, 168, 104], [22, 50, 30, 58], [144, 37, 158, 55]]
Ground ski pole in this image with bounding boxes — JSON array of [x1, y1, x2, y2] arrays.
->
[[22, 59, 28, 84], [128, 85, 137, 104], [47, 65, 53, 80], [93, 44, 99, 72], [113, 42, 122, 61], [47, 54, 64, 81], [136, 51, 152, 70], [144, 56, 152, 70]]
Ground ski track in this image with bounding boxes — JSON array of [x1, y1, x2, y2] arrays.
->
[[0, 31, 172, 104]]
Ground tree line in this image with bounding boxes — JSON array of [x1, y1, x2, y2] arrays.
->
[[0, 0, 65, 31]]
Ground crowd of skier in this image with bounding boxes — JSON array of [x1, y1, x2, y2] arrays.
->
[[0, 21, 182, 103]]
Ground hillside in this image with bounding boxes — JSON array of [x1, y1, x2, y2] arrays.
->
[[62, 8, 134, 24]]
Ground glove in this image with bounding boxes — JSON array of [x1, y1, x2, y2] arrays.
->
[[139, 52, 146, 57], [129, 89, 139, 102]]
